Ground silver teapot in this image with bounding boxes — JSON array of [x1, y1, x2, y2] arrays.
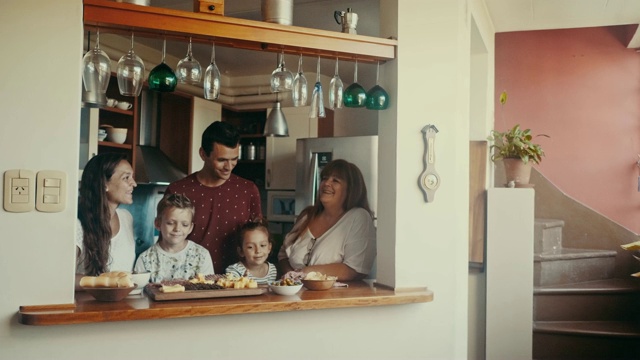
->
[[334, 8, 358, 34]]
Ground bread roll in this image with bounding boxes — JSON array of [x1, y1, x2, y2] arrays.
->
[[79, 276, 97, 287], [80, 272, 133, 288]]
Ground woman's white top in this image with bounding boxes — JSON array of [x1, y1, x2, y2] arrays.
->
[[278, 207, 376, 275], [75, 208, 136, 274], [134, 240, 214, 283]]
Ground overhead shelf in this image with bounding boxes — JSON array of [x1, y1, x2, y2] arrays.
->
[[83, 0, 397, 63]]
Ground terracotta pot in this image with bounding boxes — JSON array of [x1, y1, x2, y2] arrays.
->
[[503, 158, 532, 185]]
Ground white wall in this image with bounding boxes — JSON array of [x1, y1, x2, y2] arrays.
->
[[0, 1, 495, 359]]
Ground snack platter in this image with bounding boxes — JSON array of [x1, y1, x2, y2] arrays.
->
[[145, 284, 266, 301]]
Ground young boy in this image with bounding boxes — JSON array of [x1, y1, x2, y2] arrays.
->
[[134, 193, 214, 282]]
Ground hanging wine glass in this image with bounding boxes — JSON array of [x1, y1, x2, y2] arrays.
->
[[328, 57, 344, 110], [309, 56, 325, 118], [148, 38, 177, 92], [116, 32, 145, 97], [292, 54, 308, 107], [82, 29, 111, 105], [365, 61, 390, 110], [270, 51, 293, 92], [343, 59, 366, 108], [203, 41, 221, 100], [176, 37, 202, 85]]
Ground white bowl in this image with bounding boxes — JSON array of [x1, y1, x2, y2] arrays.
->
[[130, 272, 151, 295], [106, 128, 127, 144], [98, 133, 107, 141], [268, 281, 303, 295]]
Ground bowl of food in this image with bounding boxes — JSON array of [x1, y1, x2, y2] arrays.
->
[[301, 279, 335, 291], [269, 279, 303, 295], [81, 286, 135, 302], [130, 272, 151, 295], [301, 272, 337, 291]]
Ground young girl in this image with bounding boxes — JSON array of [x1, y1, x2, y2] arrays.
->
[[134, 193, 214, 283], [225, 219, 277, 284]]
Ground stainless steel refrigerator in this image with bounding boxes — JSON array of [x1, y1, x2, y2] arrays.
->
[[295, 136, 378, 219]]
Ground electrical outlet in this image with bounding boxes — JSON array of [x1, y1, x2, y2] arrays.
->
[[3, 169, 35, 212]]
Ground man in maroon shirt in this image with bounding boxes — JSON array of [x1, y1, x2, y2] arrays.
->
[[165, 121, 262, 274]]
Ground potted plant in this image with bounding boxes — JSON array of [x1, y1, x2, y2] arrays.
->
[[487, 92, 549, 186]]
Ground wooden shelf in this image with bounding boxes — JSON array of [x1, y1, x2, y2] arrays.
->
[[101, 107, 134, 116], [98, 141, 132, 150], [83, 0, 397, 63]]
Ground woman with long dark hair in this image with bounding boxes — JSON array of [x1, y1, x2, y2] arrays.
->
[[278, 159, 376, 281], [76, 153, 137, 280]]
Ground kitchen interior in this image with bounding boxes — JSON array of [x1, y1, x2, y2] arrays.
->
[[79, 0, 385, 262]]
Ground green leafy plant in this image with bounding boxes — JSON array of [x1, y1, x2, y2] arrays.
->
[[487, 91, 549, 164]]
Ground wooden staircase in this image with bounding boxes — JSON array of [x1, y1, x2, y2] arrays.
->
[[533, 219, 640, 359]]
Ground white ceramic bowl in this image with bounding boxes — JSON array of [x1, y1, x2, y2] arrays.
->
[[106, 127, 127, 144], [130, 272, 151, 295], [98, 133, 107, 141], [268, 281, 303, 295]]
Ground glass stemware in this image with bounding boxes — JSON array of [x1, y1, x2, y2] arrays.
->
[[82, 29, 111, 100], [309, 56, 325, 118], [270, 51, 293, 92], [343, 59, 366, 108], [148, 38, 177, 92], [292, 55, 308, 107], [203, 42, 221, 100], [176, 37, 202, 85], [328, 57, 343, 110], [116, 33, 145, 97], [366, 61, 390, 110]]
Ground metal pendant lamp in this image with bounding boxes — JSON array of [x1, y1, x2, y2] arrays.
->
[[264, 95, 289, 137]]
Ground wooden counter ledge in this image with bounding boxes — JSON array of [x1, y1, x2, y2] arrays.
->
[[19, 281, 433, 326]]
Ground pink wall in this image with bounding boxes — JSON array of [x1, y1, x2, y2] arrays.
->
[[495, 26, 640, 234]]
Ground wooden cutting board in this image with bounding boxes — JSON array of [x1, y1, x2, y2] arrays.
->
[[145, 285, 266, 301]]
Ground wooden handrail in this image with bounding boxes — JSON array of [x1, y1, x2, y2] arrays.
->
[[83, 0, 397, 63]]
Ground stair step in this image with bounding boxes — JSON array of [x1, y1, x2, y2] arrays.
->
[[533, 321, 640, 359], [534, 279, 640, 321], [534, 248, 617, 286], [535, 320, 640, 338], [535, 278, 640, 295], [535, 218, 565, 254]]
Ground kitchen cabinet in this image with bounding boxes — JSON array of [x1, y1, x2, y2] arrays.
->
[[79, 107, 99, 175], [222, 108, 267, 186], [190, 97, 222, 173], [155, 91, 222, 176], [79, 74, 140, 175], [265, 106, 319, 190]]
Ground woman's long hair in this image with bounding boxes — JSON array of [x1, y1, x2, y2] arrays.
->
[[78, 153, 127, 275], [288, 159, 372, 241]]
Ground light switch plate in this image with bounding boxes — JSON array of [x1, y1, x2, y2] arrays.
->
[[36, 170, 67, 212], [3, 169, 35, 212]]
